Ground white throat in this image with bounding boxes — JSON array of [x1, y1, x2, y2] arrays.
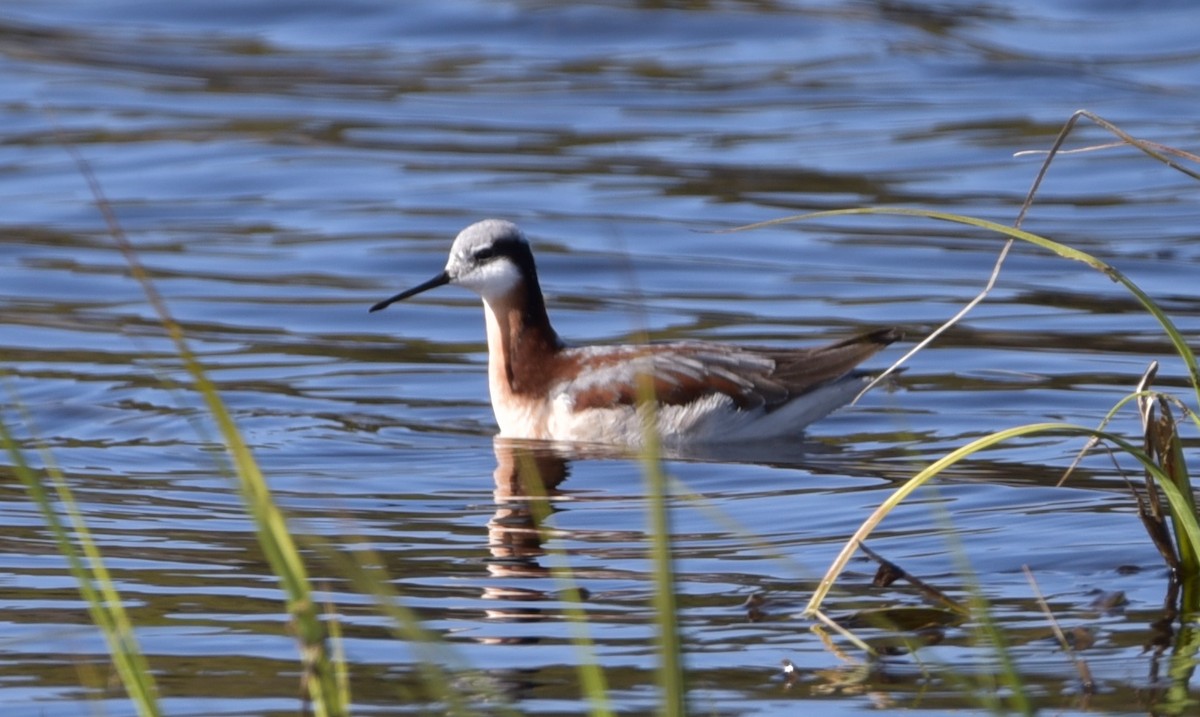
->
[[451, 257, 523, 303]]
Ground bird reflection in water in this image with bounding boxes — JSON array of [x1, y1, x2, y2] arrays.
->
[[480, 438, 574, 625]]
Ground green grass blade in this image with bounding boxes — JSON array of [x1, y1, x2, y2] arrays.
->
[[804, 422, 1077, 615], [805, 422, 1200, 617], [1, 406, 161, 717], [636, 380, 686, 717], [644, 451, 685, 717], [307, 539, 485, 715], [725, 208, 1200, 409], [1150, 399, 1199, 576], [158, 305, 344, 717], [942, 513, 1031, 715], [69, 148, 345, 716], [513, 451, 614, 717]]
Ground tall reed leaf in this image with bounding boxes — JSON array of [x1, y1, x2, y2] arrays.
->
[[805, 423, 1200, 617], [70, 149, 347, 716], [637, 377, 686, 717], [0, 407, 161, 716]]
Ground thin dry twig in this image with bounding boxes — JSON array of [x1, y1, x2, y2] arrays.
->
[[859, 543, 968, 616], [808, 607, 877, 657], [855, 239, 1011, 401], [1059, 362, 1159, 486], [862, 110, 1197, 400], [1015, 138, 1200, 168], [1022, 566, 1094, 696]]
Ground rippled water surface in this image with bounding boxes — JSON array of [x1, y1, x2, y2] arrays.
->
[[3, 1, 1200, 715]]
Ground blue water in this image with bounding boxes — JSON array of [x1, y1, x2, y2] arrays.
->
[[2, 1, 1199, 715]]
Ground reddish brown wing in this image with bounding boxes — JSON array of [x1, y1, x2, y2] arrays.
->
[[561, 343, 777, 411], [562, 328, 902, 413]]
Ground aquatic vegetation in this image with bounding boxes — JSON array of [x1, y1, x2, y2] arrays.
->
[[6, 110, 1199, 715], [0, 410, 162, 717], [781, 112, 1200, 708]]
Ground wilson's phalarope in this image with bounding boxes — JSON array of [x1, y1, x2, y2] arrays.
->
[[371, 219, 902, 445]]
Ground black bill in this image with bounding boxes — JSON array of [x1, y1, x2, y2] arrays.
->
[[369, 271, 451, 312]]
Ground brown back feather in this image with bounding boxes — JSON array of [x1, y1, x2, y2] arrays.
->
[[564, 327, 902, 413], [759, 327, 903, 397]]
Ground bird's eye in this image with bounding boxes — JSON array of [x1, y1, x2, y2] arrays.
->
[[473, 247, 496, 261]]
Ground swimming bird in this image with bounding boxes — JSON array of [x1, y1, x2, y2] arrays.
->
[[370, 219, 901, 445]]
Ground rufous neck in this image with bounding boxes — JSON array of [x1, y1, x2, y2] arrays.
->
[[482, 277, 563, 395]]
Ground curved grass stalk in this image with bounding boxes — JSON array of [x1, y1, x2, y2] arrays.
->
[[1061, 386, 1200, 486], [723, 112, 1200, 409], [726, 207, 1200, 409], [803, 423, 1200, 617]]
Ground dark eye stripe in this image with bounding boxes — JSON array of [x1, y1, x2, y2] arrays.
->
[[473, 247, 496, 261]]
